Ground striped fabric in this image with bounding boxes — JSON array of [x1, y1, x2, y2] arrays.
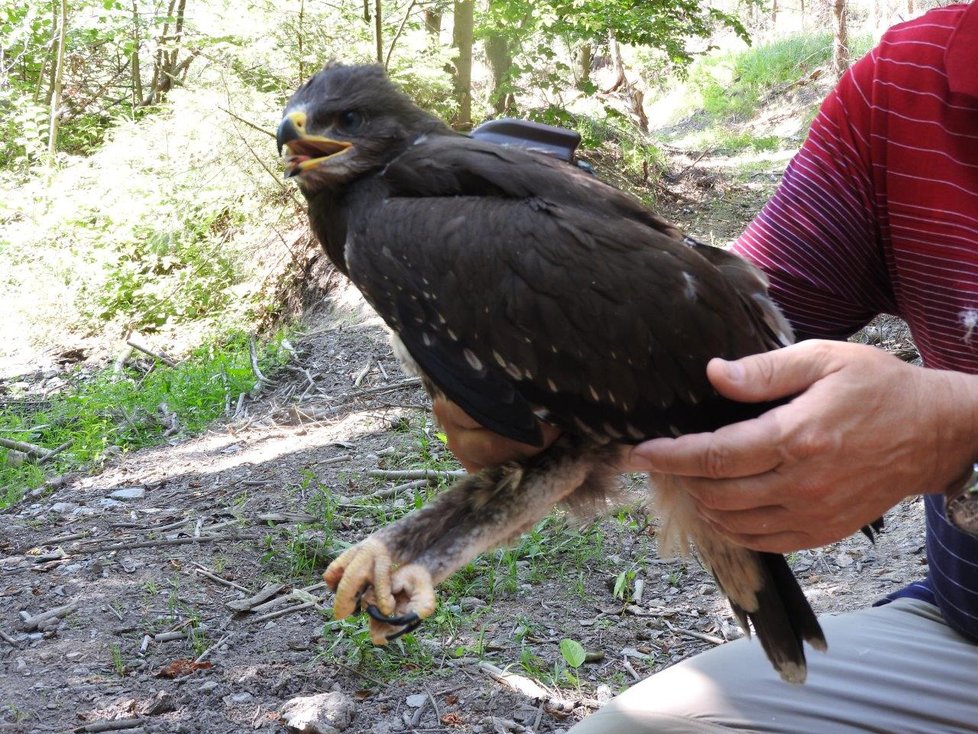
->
[[732, 3, 978, 641]]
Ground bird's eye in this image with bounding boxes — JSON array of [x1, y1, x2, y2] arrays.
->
[[336, 110, 365, 133]]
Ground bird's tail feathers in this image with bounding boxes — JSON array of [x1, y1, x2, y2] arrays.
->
[[649, 474, 826, 684]]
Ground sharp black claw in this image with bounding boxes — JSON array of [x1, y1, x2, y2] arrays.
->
[[385, 617, 423, 641], [365, 603, 421, 627]]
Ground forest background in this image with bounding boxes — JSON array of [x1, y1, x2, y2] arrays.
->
[[0, 0, 939, 521]]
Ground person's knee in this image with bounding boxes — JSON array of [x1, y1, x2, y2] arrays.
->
[[568, 638, 777, 733]]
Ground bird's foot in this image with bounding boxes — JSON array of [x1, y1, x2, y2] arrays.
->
[[324, 538, 436, 644]]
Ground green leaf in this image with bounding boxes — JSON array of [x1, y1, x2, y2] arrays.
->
[[559, 638, 586, 669]]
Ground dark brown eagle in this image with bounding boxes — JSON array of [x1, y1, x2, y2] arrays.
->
[[277, 62, 827, 683]]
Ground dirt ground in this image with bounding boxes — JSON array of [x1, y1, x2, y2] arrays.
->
[[0, 123, 929, 734]]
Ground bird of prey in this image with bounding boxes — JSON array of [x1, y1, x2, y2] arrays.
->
[[277, 62, 827, 683]]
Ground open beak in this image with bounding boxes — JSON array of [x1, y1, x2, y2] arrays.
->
[[277, 111, 353, 178]]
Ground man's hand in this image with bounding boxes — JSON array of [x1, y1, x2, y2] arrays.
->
[[432, 399, 561, 472], [627, 340, 978, 553]]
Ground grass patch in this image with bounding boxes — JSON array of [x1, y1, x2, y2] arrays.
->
[[0, 330, 291, 509], [689, 32, 874, 122]]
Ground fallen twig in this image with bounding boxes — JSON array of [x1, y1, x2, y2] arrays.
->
[[194, 632, 232, 663], [256, 512, 318, 525], [154, 631, 188, 643], [249, 600, 317, 624], [37, 440, 72, 465], [0, 437, 55, 460], [194, 564, 250, 593], [226, 582, 287, 612], [126, 339, 178, 368], [347, 377, 421, 399], [675, 147, 714, 178], [477, 661, 581, 712], [249, 337, 270, 390], [112, 340, 135, 379], [249, 582, 327, 614], [19, 600, 79, 630], [39, 531, 89, 545], [664, 620, 725, 646], [357, 479, 427, 502], [368, 469, 466, 481], [74, 534, 254, 553], [622, 655, 641, 681], [74, 718, 144, 733], [0, 628, 22, 647]]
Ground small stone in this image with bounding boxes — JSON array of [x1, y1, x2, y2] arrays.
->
[[94, 498, 124, 509], [230, 692, 253, 704], [405, 694, 427, 708], [199, 681, 219, 694], [50, 502, 79, 514], [110, 487, 145, 500], [281, 691, 356, 733], [459, 597, 487, 612], [595, 684, 614, 703]]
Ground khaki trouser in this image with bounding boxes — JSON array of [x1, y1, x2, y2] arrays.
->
[[569, 598, 978, 733]]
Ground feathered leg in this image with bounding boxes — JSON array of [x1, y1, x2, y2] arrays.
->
[[324, 438, 619, 642]]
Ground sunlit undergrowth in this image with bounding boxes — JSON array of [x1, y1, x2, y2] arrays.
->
[[648, 32, 875, 155], [0, 330, 291, 509], [0, 71, 301, 359], [689, 32, 874, 121]]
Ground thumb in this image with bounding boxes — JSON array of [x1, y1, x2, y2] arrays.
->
[[707, 342, 835, 403]]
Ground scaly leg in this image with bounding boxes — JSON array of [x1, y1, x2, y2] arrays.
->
[[324, 438, 618, 642]]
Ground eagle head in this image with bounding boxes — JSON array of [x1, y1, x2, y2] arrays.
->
[[277, 62, 450, 195]]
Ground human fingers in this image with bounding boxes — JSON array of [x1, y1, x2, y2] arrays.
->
[[706, 341, 843, 404], [625, 414, 785, 478]]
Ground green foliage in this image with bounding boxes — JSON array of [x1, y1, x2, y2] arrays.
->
[[0, 331, 289, 508], [475, 0, 754, 114], [689, 33, 873, 121], [558, 638, 586, 669], [92, 205, 242, 329], [317, 616, 435, 680], [109, 643, 127, 677]]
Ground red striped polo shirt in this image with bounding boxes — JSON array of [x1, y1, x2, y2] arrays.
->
[[732, 3, 978, 640]]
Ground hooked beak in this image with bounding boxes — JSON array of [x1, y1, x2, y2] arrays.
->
[[276, 111, 353, 178]]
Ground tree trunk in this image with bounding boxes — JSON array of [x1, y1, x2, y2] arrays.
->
[[452, 0, 474, 129], [485, 31, 513, 115], [605, 31, 626, 93], [630, 88, 648, 133], [47, 0, 68, 163], [44, 0, 58, 106], [130, 0, 143, 108], [832, 0, 850, 79], [298, 0, 305, 80], [578, 42, 593, 88], [143, 0, 193, 105], [424, 9, 441, 39], [373, 0, 383, 64]]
